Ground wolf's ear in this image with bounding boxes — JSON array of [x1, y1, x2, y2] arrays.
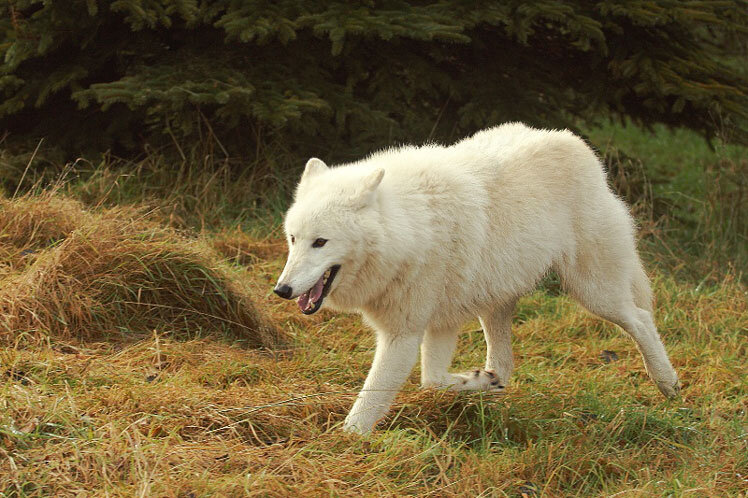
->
[[301, 158, 328, 182], [351, 168, 384, 207], [363, 168, 385, 192]]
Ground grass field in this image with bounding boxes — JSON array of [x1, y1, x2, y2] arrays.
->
[[1, 124, 746, 496]]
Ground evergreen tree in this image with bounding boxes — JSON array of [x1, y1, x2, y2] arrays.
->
[[1, 0, 746, 160]]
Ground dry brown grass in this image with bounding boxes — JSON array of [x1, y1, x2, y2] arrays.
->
[[0, 192, 282, 348], [210, 227, 286, 266]]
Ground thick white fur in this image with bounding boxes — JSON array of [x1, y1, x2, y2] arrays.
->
[[277, 123, 680, 435]]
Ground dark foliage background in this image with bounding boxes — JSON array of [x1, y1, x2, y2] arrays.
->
[[1, 0, 746, 162]]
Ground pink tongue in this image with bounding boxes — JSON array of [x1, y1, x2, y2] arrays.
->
[[297, 274, 326, 311], [297, 292, 309, 311], [310, 275, 325, 302]]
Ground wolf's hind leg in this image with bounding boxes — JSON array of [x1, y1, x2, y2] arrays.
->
[[420, 325, 459, 388], [561, 262, 680, 398], [606, 304, 680, 398], [480, 300, 516, 388], [420, 325, 504, 392]]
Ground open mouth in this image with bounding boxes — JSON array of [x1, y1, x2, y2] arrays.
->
[[297, 265, 340, 315]]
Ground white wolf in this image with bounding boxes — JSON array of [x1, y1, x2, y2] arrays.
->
[[274, 123, 680, 435]]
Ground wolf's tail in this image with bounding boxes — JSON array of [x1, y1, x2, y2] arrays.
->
[[632, 258, 654, 313]]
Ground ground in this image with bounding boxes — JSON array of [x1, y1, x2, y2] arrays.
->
[[1, 233, 745, 496], [0, 123, 746, 496]]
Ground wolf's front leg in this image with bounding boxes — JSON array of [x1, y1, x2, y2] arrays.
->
[[343, 332, 422, 435]]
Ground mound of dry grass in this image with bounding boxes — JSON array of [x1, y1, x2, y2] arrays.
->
[[0, 192, 283, 347], [0, 194, 85, 275]]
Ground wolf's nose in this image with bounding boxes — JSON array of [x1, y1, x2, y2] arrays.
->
[[274, 284, 293, 299]]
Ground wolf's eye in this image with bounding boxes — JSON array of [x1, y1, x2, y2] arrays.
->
[[290, 235, 295, 245], [312, 238, 327, 248]]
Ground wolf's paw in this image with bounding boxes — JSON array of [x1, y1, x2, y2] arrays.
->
[[655, 377, 681, 399], [342, 419, 370, 435], [450, 369, 505, 392]]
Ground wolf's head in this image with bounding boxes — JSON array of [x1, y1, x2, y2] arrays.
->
[[274, 158, 384, 314]]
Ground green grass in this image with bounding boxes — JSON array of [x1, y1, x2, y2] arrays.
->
[[0, 122, 746, 495]]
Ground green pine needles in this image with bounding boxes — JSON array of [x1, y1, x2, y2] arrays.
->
[[1, 1, 747, 160]]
